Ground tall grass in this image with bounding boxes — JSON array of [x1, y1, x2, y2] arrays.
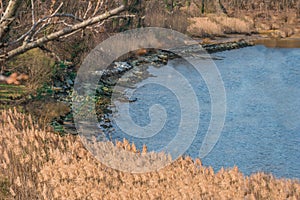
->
[[210, 15, 253, 34], [188, 17, 223, 37], [0, 109, 299, 199], [187, 15, 254, 37]]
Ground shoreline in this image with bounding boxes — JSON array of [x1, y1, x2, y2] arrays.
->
[[1, 36, 299, 199], [196, 33, 300, 48], [62, 34, 299, 135]]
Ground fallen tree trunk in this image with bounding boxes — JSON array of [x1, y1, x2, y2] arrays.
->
[[0, 5, 126, 61]]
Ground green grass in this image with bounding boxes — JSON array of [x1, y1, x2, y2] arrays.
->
[[0, 84, 27, 111], [0, 176, 11, 200]]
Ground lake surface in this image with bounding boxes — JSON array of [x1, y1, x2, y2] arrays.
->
[[109, 45, 300, 179]]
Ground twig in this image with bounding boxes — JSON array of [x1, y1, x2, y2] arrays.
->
[[38, 45, 61, 62], [108, 14, 136, 19], [0, 0, 3, 17], [52, 2, 63, 16], [92, 0, 104, 17], [14, 2, 64, 44], [13, 13, 83, 45], [31, 0, 35, 25], [60, 29, 81, 39], [83, 1, 92, 19], [0, 5, 126, 61]]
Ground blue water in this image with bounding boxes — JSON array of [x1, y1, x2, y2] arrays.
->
[[110, 45, 300, 179]]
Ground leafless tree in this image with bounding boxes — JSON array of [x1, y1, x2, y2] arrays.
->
[[0, 0, 136, 62]]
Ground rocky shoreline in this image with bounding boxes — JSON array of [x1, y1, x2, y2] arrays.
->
[[0, 38, 256, 134], [97, 39, 253, 79], [202, 39, 252, 53], [64, 39, 254, 136]]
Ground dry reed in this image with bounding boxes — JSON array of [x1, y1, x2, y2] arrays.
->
[[210, 15, 253, 34], [188, 17, 223, 37], [187, 15, 253, 37], [0, 109, 299, 199]]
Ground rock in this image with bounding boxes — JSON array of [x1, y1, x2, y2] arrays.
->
[[157, 54, 168, 59], [131, 60, 140, 66], [66, 78, 73, 86], [102, 87, 109, 92]]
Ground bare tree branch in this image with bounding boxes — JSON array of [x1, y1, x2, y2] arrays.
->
[[92, 0, 105, 17], [0, 0, 3, 15], [83, 1, 93, 19], [13, 13, 82, 45], [0, 0, 22, 41], [0, 5, 126, 61], [31, 0, 35, 25]]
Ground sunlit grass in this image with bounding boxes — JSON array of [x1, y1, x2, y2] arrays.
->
[[0, 109, 299, 199]]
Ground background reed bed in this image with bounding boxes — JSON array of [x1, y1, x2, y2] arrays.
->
[[187, 15, 254, 37], [0, 109, 299, 199]]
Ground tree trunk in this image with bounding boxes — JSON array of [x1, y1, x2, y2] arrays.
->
[[215, 0, 227, 14], [0, 5, 126, 61], [0, 0, 22, 41], [201, 0, 205, 14]]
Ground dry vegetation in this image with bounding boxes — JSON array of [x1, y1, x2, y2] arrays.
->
[[209, 15, 253, 34], [143, 1, 189, 34], [188, 17, 223, 36], [187, 15, 254, 37], [217, 0, 299, 38], [0, 109, 299, 199], [160, 0, 299, 38], [6, 48, 55, 92], [0, 1, 300, 199]]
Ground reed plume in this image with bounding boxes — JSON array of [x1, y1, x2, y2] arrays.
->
[[0, 109, 299, 199]]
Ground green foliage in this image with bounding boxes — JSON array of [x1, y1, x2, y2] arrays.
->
[[34, 83, 53, 100], [0, 177, 10, 199], [186, 0, 191, 7], [50, 120, 66, 135]]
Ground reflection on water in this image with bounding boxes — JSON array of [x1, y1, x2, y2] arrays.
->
[[254, 38, 300, 48], [110, 45, 300, 179]]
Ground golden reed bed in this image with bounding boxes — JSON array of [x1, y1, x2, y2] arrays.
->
[[0, 109, 299, 199]]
